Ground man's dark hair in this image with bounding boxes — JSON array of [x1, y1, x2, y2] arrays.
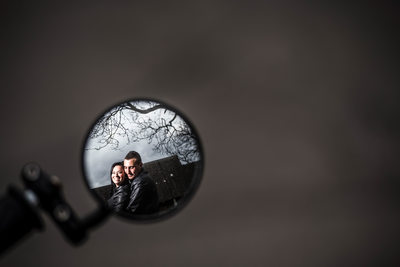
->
[[124, 151, 142, 164]]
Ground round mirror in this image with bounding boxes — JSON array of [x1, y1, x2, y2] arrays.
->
[[82, 99, 204, 221]]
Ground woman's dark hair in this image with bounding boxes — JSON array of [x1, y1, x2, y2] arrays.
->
[[109, 161, 125, 197]]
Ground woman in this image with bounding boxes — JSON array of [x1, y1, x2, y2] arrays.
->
[[107, 161, 130, 213]]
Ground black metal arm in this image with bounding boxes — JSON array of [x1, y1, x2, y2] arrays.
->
[[0, 163, 110, 255]]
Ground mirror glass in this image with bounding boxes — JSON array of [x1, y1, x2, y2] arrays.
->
[[82, 99, 203, 221]]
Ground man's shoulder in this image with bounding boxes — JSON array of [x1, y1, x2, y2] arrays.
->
[[131, 171, 155, 187], [136, 170, 153, 180]]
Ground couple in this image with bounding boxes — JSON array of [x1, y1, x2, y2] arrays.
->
[[108, 151, 159, 215]]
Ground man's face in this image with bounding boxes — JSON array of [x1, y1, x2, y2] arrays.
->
[[124, 158, 142, 180]]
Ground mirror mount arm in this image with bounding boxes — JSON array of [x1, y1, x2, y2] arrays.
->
[[0, 163, 110, 256]]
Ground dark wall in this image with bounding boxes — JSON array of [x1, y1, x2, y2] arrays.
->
[[1, 1, 400, 266]]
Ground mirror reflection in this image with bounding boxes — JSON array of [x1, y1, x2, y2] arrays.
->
[[82, 99, 203, 221]]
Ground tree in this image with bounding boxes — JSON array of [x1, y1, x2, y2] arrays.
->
[[87, 101, 200, 164]]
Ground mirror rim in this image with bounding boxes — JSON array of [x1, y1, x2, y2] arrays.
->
[[80, 97, 204, 223]]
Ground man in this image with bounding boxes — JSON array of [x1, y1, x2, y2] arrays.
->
[[123, 151, 159, 214]]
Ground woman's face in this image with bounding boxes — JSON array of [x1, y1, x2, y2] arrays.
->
[[111, 165, 125, 187]]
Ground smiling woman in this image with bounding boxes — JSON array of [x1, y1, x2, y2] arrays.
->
[[107, 162, 130, 213], [82, 98, 204, 221]]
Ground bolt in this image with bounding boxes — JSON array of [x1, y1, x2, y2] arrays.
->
[[50, 175, 62, 187], [53, 204, 71, 222], [23, 163, 40, 181]]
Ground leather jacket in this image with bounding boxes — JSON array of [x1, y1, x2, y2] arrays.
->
[[107, 182, 130, 213], [126, 169, 159, 214]]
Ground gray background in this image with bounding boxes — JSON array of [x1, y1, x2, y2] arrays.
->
[[1, 2, 399, 266]]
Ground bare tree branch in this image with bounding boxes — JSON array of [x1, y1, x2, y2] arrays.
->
[[86, 101, 200, 164]]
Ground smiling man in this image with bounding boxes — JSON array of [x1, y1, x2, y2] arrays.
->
[[123, 151, 159, 214]]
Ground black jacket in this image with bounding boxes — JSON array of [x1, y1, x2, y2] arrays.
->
[[126, 169, 159, 214], [107, 182, 130, 213]]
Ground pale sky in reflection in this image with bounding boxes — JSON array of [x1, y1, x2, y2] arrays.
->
[[83, 100, 188, 188]]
